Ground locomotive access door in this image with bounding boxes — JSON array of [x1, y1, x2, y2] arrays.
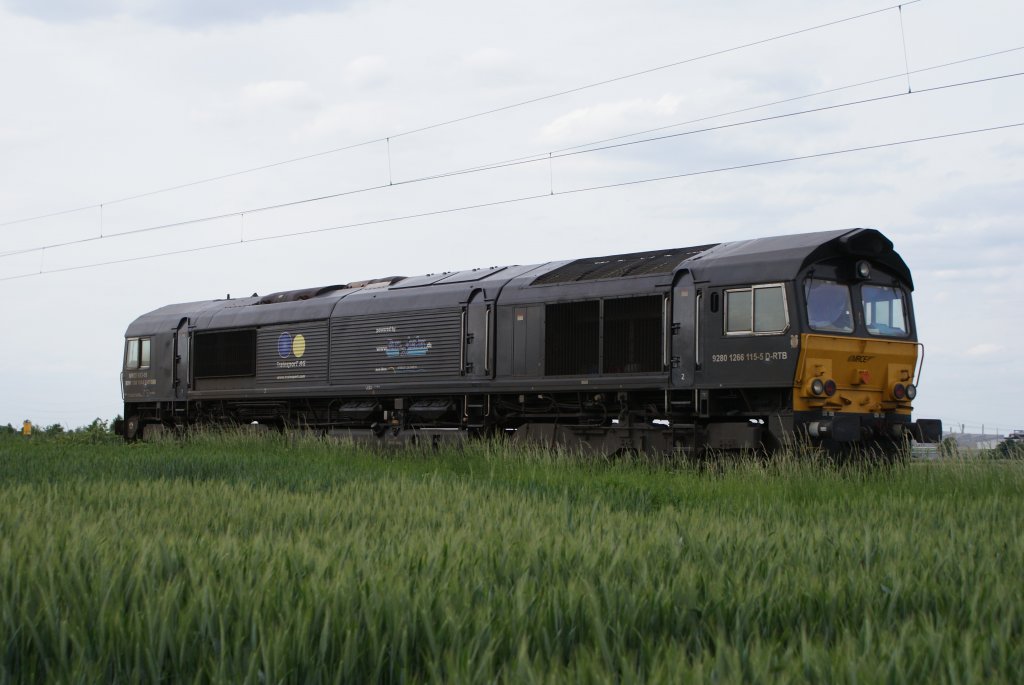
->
[[463, 289, 493, 377], [173, 318, 190, 399], [671, 271, 696, 388]]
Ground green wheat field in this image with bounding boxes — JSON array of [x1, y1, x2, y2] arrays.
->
[[1, 431, 1022, 683]]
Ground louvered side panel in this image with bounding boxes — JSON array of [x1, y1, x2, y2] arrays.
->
[[257, 323, 330, 385], [331, 309, 462, 384]]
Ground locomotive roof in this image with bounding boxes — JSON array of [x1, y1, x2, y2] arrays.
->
[[520, 227, 911, 289], [125, 227, 911, 336], [685, 227, 912, 287]]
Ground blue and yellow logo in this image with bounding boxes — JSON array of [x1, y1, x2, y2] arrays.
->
[[277, 332, 306, 359]]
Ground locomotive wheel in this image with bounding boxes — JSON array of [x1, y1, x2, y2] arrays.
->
[[124, 415, 141, 442]]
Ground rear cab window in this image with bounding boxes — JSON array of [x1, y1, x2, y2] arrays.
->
[[724, 284, 789, 335], [125, 338, 151, 369]]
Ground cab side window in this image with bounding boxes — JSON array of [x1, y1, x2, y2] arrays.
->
[[125, 338, 151, 369], [724, 284, 789, 335]]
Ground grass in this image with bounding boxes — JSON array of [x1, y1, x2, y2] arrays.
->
[[0, 431, 1022, 683]]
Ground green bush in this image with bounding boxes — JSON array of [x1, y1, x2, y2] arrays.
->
[[998, 437, 1024, 459]]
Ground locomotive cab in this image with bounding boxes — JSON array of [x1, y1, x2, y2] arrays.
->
[[687, 228, 941, 452], [791, 250, 941, 448], [120, 307, 194, 440]]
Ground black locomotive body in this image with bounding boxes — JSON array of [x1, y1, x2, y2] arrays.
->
[[120, 228, 942, 453]]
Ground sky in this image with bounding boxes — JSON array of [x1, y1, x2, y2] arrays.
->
[[0, 0, 1021, 434]]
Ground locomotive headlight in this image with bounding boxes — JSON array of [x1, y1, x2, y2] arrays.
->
[[856, 260, 872, 279], [892, 383, 907, 400], [905, 383, 917, 400], [810, 378, 825, 396], [824, 379, 837, 397]]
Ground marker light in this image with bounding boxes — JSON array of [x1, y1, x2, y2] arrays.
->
[[893, 383, 907, 400], [905, 383, 917, 400], [810, 379, 825, 396], [824, 379, 837, 396], [856, 260, 872, 279]]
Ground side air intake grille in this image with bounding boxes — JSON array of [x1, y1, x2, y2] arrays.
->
[[544, 301, 599, 376]]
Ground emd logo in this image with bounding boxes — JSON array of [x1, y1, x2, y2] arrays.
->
[[278, 332, 306, 359]]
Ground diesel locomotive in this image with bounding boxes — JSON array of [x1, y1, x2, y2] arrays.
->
[[120, 228, 942, 453]]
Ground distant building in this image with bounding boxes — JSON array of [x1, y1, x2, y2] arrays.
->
[[944, 432, 1004, 450]]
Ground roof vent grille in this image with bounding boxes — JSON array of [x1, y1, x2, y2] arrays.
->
[[531, 244, 718, 285]]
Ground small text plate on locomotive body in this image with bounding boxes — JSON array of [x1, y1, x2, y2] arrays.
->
[[123, 369, 157, 398], [710, 351, 789, 363]]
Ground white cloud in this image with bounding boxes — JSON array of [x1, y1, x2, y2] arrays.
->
[[295, 102, 383, 141], [241, 80, 310, 105], [0, 125, 37, 144], [461, 48, 531, 87], [344, 55, 389, 89], [463, 47, 512, 71], [0, 0, 355, 27], [540, 94, 684, 145], [965, 343, 1003, 357]]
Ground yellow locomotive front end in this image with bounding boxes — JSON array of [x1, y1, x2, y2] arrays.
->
[[791, 268, 941, 446]]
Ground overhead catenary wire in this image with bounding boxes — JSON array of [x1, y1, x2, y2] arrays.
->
[[0, 0, 924, 230], [4, 68, 1019, 258], [412, 71, 1024, 180], [2, 66, 1020, 262], [546, 46, 1024, 156], [385, 46, 1024, 179], [3, 119, 1020, 282], [346, 46, 1024, 184]]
